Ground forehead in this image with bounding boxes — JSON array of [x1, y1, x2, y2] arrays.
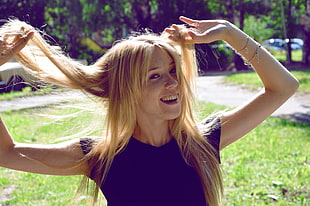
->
[[149, 47, 174, 69]]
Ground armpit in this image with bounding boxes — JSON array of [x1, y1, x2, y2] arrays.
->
[[199, 115, 222, 163], [80, 138, 95, 155]]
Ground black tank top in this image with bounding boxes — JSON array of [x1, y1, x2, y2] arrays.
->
[[80, 116, 221, 206]]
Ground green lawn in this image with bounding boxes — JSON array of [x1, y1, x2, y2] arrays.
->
[[224, 70, 310, 93], [198, 102, 310, 205], [0, 105, 95, 206], [0, 101, 309, 205], [272, 49, 303, 62], [0, 86, 62, 101]]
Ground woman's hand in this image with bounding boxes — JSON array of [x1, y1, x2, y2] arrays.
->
[[164, 16, 234, 44], [0, 28, 34, 66]]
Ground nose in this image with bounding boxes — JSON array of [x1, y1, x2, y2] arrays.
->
[[164, 74, 178, 89]]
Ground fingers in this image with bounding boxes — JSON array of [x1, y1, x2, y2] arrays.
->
[[165, 23, 200, 43], [164, 25, 181, 40], [10, 30, 34, 54], [179, 16, 199, 27], [164, 27, 176, 34], [165, 17, 226, 44], [0, 29, 34, 66]]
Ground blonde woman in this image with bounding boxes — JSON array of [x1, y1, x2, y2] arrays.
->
[[0, 16, 298, 206]]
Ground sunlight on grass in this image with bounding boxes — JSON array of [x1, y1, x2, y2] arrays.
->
[[0, 102, 107, 206], [271, 49, 303, 62], [0, 86, 62, 101], [0, 101, 309, 205], [221, 118, 310, 205], [198, 102, 310, 205], [224, 70, 310, 93]]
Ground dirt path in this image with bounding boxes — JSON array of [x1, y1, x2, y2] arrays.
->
[[197, 76, 310, 124], [0, 90, 86, 112]]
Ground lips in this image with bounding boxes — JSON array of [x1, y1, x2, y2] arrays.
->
[[160, 94, 179, 103]]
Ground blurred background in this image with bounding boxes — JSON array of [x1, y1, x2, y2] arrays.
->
[[0, 2, 309, 205], [0, 0, 309, 72]]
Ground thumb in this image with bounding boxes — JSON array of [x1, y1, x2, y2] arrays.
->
[[186, 30, 207, 44]]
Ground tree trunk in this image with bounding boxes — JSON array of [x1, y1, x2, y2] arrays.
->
[[280, 0, 292, 64], [303, 0, 310, 65], [234, 0, 250, 71], [287, 0, 293, 64]]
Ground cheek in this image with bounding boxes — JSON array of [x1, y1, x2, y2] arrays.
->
[[141, 89, 158, 102], [138, 87, 161, 110], [146, 77, 167, 93]]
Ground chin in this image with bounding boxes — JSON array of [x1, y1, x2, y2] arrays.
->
[[165, 111, 181, 120]]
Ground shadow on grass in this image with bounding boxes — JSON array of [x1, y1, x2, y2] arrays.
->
[[275, 112, 310, 126]]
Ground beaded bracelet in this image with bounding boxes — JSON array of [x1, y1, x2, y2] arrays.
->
[[236, 36, 249, 54], [245, 43, 262, 65], [234, 35, 262, 66]]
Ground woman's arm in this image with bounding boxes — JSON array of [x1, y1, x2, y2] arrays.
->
[[0, 117, 88, 175], [166, 16, 299, 149], [0, 23, 89, 175], [218, 24, 299, 149]]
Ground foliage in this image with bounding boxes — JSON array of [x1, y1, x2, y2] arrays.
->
[[0, 0, 46, 27], [243, 16, 274, 42], [45, 0, 84, 58], [0, 0, 309, 65], [205, 0, 272, 70], [267, 0, 307, 39], [207, 0, 270, 24]]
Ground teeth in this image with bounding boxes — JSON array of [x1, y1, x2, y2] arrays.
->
[[161, 95, 178, 102]]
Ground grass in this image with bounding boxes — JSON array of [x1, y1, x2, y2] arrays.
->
[[0, 105, 95, 206], [271, 49, 303, 62], [220, 118, 309, 206], [224, 70, 310, 93], [0, 86, 63, 101], [198, 102, 310, 205], [0, 101, 309, 205]]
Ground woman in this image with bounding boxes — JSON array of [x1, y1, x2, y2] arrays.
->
[[0, 16, 299, 206]]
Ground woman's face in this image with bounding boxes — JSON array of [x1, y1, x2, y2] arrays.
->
[[135, 47, 181, 123]]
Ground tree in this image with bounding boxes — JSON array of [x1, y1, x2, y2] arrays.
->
[[207, 0, 270, 70], [267, 0, 307, 64], [0, 0, 46, 27], [45, 0, 84, 58], [302, 0, 310, 64]]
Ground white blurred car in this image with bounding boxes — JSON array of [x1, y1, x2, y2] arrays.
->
[[0, 58, 39, 92]]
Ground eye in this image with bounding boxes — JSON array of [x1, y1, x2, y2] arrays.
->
[[149, 74, 160, 80], [170, 68, 177, 75]]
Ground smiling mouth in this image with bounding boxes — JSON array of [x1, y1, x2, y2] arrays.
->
[[160, 94, 179, 103]]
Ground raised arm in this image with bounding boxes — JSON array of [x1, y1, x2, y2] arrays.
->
[[0, 117, 88, 175], [0, 23, 88, 175], [166, 16, 299, 149]]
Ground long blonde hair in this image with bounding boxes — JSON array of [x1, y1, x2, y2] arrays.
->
[[2, 19, 223, 206]]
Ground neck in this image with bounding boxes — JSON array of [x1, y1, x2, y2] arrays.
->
[[133, 120, 172, 147]]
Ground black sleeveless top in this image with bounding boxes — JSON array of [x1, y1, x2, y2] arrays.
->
[[80, 117, 221, 206]]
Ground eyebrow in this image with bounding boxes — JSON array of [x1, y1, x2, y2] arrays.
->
[[148, 62, 175, 72]]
